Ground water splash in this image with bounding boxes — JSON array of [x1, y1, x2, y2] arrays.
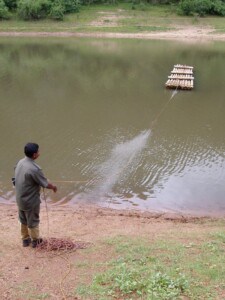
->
[[93, 130, 151, 197]]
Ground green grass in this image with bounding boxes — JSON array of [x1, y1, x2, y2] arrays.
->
[[0, 3, 224, 34], [75, 228, 225, 300], [75, 25, 171, 33], [13, 281, 50, 299]]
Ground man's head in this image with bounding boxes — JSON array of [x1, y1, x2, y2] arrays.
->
[[24, 143, 40, 159]]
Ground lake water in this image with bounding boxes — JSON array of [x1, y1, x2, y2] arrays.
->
[[0, 37, 225, 216]]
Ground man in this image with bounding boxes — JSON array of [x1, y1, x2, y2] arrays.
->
[[14, 143, 57, 248]]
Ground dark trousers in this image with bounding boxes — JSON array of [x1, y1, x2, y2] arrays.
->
[[18, 203, 40, 240]]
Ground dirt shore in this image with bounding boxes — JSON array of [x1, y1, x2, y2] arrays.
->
[[1, 203, 224, 299], [0, 26, 225, 41]]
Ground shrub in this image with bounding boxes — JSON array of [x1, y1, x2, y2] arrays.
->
[[64, 0, 80, 13], [4, 0, 18, 10], [0, 0, 10, 19], [49, 0, 65, 20], [178, 0, 194, 15], [179, 0, 225, 16], [17, 0, 51, 20], [211, 0, 225, 15], [194, 0, 212, 16]]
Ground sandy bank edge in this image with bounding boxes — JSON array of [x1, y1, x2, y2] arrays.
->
[[1, 202, 224, 222], [0, 29, 225, 41]]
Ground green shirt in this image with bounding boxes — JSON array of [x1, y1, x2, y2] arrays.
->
[[15, 157, 48, 210]]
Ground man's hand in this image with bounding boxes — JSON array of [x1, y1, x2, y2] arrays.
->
[[47, 183, 57, 193], [52, 185, 57, 193]]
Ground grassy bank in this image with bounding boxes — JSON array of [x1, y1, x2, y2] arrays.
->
[[74, 220, 225, 299], [0, 3, 225, 34], [1, 204, 225, 299]]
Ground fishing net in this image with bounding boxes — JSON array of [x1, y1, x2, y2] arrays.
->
[[36, 237, 89, 252]]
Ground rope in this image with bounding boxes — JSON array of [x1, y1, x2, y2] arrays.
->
[[39, 189, 90, 300], [50, 180, 89, 183], [149, 89, 178, 130], [43, 189, 50, 238]]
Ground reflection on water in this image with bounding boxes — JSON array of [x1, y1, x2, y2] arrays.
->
[[0, 37, 225, 216]]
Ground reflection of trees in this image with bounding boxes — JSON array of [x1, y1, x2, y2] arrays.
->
[[0, 39, 224, 95], [0, 39, 224, 202]]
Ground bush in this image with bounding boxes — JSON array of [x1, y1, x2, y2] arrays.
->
[[64, 0, 80, 13], [211, 0, 225, 15], [0, 0, 10, 19], [50, 0, 65, 20], [178, 0, 192, 15], [194, 0, 212, 16], [4, 0, 18, 10], [17, 0, 51, 20], [179, 0, 225, 16]]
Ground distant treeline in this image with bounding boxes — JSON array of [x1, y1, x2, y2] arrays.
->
[[0, 0, 225, 21]]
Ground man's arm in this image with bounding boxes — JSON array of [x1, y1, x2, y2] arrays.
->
[[46, 183, 57, 193], [32, 167, 57, 193]]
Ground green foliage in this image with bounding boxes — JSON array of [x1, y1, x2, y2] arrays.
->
[[0, 0, 10, 19], [77, 255, 189, 299], [4, 0, 225, 21], [130, 1, 149, 11], [195, 0, 212, 16], [211, 0, 225, 16], [116, 261, 186, 298], [49, 0, 65, 20], [64, 0, 80, 13], [179, 0, 225, 16], [212, 231, 225, 243], [80, 0, 118, 4], [16, 0, 80, 20], [4, 0, 18, 10], [17, 0, 51, 20], [76, 237, 189, 299], [75, 230, 225, 299], [124, 0, 179, 3]]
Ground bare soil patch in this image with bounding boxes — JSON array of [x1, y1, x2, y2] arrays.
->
[[0, 25, 225, 41], [1, 203, 224, 299]]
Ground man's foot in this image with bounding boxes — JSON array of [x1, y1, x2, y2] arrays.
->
[[32, 238, 43, 248], [22, 238, 31, 247]]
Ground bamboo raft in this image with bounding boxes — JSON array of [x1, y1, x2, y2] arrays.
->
[[165, 64, 194, 90]]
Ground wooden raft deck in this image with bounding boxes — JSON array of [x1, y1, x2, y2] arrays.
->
[[165, 64, 194, 90]]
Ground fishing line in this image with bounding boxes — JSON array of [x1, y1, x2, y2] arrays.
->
[[3, 92, 178, 194], [149, 89, 178, 130], [50, 180, 89, 183], [43, 188, 50, 238], [101, 89, 179, 208], [51, 91, 179, 187]]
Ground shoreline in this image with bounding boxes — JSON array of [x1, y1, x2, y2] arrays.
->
[[1, 202, 224, 220], [0, 27, 225, 41]]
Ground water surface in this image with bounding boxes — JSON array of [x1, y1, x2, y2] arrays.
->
[[0, 37, 225, 216]]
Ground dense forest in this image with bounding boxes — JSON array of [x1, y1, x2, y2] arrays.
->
[[0, 0, 225, 21]]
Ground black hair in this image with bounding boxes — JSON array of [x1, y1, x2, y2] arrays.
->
[[24, 143, 39, 158]]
